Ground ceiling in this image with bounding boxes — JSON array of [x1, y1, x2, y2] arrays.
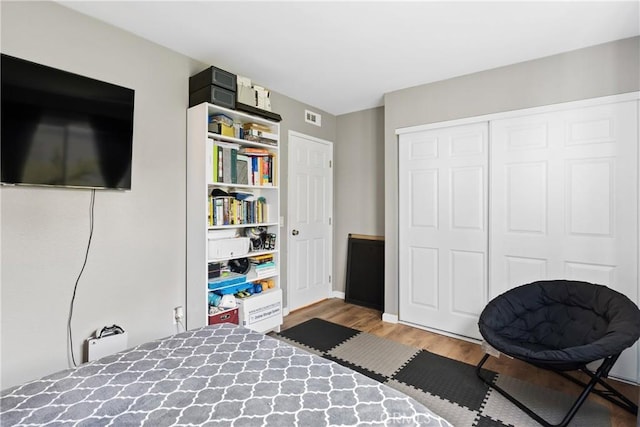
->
[[57, 1, 639, 116]]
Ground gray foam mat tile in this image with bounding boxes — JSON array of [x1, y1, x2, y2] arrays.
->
[[329, 332, 421, 377]]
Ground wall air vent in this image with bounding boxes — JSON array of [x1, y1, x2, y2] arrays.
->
[[305, 109, 321, 127]]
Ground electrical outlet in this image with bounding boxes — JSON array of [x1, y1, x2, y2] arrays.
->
[[173, 306, 184, 325]]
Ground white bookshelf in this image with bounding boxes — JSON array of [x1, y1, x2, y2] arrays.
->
[[186, 102, 282, 332]]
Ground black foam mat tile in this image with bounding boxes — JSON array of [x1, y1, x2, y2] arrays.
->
[[474, 414, 512, 427], [391, 350, 497, 412], [277, 318, 360, 352]]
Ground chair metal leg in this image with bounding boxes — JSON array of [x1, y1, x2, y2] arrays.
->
[[475, 353, 626, 427], [557, 364, 638, 415]]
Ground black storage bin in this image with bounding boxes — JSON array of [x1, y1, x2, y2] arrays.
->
[[189, 66, 236, 93], [189, 85, 236, 109]]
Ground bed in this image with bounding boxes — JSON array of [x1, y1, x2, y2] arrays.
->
[[1, 323, 451, 426]]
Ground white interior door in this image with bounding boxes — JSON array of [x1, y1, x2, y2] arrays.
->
[[490, 101, 639, 381], [287, 132, 333, 311], [399, 122, 488, 340]]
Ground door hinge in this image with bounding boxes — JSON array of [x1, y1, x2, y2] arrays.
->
[[329, 275, 332, 283], [329, 217, 332, 225], [329, 160, 332, 168]]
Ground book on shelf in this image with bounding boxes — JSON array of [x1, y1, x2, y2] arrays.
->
[[236, 154, 250, 185], [255, 263, 276, 275], [249, 254, 274, 264], [239, 147, 270, 156], [242, 122, 278, 146], [206, 142, 276, 187], [208, 194, 267, 225], [255, 268, 276, 279], [242, 122, 271, 133], [222, 147, 232, 183], [244, 128, 278, 141], [244, 129, 277, 146], [207, 139, 215, 183], [250, 254, 276, 278]]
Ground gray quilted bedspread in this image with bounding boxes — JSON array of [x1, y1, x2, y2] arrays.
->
[[1, 323, 451, 426]]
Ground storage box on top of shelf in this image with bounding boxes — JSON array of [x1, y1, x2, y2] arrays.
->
[[208, 307, 239, 325], [207, 236, 250, 260], [237, 85, 256, 107], [189, 66, 236, 93], [189, 85, 236, 109]]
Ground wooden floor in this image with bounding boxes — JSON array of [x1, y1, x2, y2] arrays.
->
[[283, 298, 638, 427]]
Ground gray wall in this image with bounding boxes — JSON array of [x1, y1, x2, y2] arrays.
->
[[0, 1, 198, 389], [334, 107, 385, 294], [269, 94, 337, 309], [383, 36, 640, 317], [0, 1, 336, 389]]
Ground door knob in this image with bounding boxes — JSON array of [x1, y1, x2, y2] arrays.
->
[[292, 229, 299, 236]]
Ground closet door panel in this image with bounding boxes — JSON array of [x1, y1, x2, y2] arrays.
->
[[399, 122, 488, 340], [490, 101, 638, 381]]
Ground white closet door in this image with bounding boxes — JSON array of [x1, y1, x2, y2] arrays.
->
[[490, 101, 638, 381], [399, 122, 488, 340]]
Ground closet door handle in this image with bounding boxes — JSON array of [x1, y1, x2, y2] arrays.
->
[[292, 229, 299, 236]]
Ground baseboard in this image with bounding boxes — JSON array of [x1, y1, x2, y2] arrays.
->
[[398, 320, 481, 345], [282, 307, 290, 317], [332, 291, 345, 299], [382, 312, 398, 323]]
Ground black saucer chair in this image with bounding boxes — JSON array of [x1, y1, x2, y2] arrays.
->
[[476, 280, 640, 427]]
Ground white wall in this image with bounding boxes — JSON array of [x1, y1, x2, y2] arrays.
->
[[383, 36, 640, 317], [0, 1, 204, 388]]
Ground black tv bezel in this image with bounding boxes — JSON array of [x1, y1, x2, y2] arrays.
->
[[0, 53, 135, 191]]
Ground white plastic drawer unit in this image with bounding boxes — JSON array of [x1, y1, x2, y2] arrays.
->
[[236, 288, 282, 333]]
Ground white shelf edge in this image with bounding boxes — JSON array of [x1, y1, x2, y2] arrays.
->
[[203, 102, 280, 126], [235, 287, 280, 300], [206, 182, 278, 190], [207, 249, 279, 263], [247, 271, 278, 282], [207, 133, 279, 151], [208, 222, 279, 230], [207, 274, 278, 294]]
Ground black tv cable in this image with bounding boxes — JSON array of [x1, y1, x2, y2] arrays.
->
[[67, 189, 96, 367]]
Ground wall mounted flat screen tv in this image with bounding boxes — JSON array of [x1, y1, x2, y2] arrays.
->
[[1, 54, 134, 190]]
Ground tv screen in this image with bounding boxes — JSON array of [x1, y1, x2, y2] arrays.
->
[[1, 54, 134, 190]]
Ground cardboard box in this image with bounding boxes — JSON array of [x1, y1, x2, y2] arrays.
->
[[208, 307, 239, 325]]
